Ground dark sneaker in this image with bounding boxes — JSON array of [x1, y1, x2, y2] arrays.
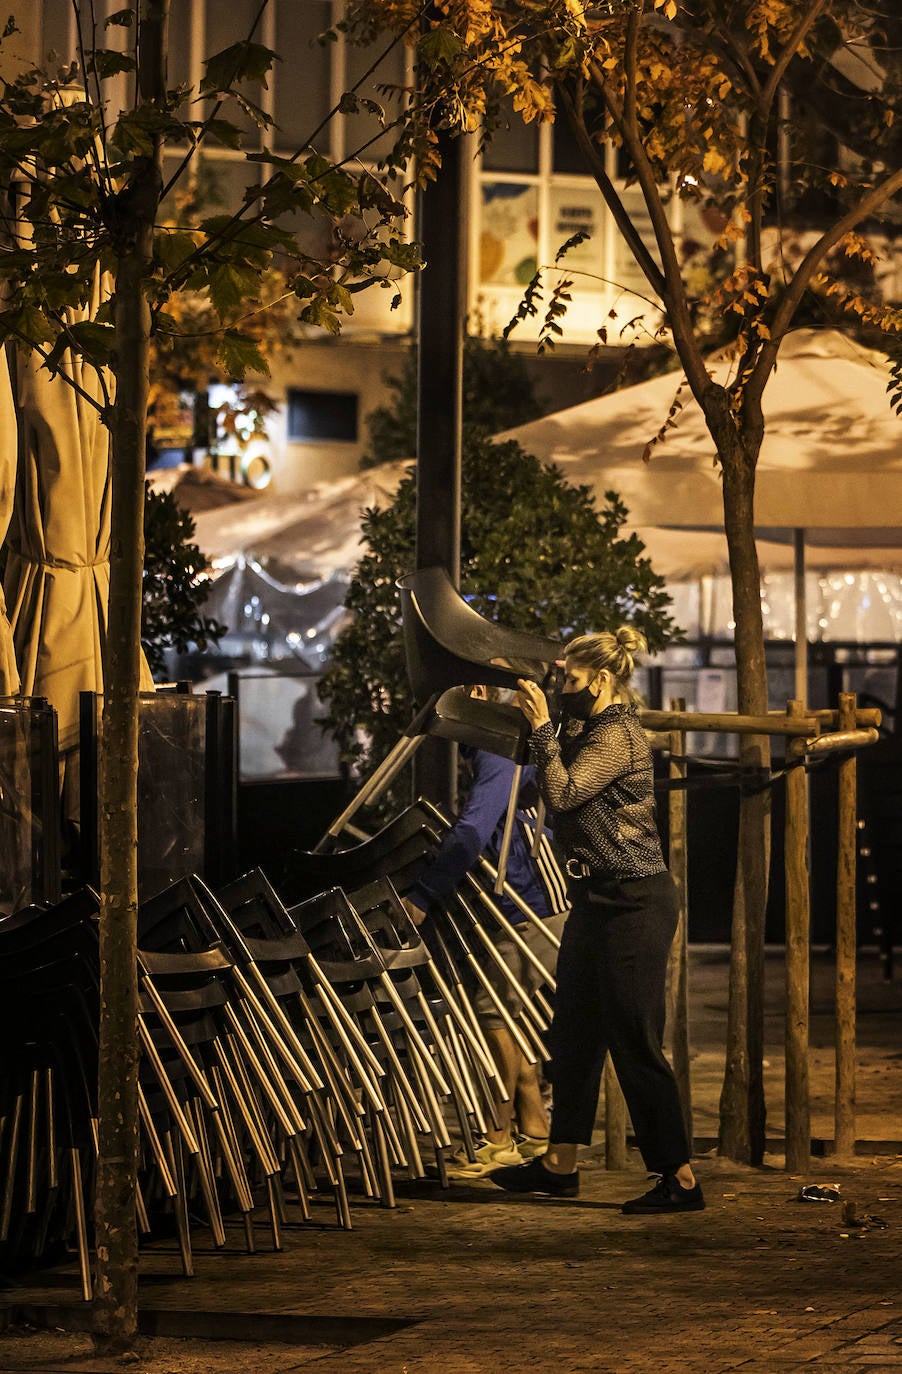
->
[[489, 1155, 579, 1198], [621, 1173, 705, 1215]]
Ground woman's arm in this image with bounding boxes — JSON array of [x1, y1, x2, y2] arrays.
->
[[530, 720, 633, 812]]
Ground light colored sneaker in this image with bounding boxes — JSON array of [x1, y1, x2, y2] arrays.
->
[[445, 1137, 525, 1178], [515, 1133, 550, 1159]]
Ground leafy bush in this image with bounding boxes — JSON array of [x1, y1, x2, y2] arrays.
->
[[142, 486, 225, 678]]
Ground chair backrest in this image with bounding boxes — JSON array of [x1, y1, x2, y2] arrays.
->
[[429, 686, 530, 763], [280, 802, 442, 904], [397, 566, 561, 701]]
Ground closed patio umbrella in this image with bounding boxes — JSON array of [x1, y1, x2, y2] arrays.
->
[[4, 265, 152, 753], [0, 346, 20, 695]]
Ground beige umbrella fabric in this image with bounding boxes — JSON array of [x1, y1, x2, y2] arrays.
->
[[0, 346, 20, 694], [498, 329, 902, 533], [4, 265, 153, 752]]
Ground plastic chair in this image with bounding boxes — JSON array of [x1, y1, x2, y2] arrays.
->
[[320, 568, 562, 886]]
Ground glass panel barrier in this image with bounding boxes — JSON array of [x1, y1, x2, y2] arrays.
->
[[0, 697, 60, 914]]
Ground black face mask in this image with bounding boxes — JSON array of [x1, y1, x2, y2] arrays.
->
[[560, 685, 599, 721]]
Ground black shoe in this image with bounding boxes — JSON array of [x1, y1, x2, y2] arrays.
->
[[621, 1173, 705, 1215], [489, 1156, 579, 1198]]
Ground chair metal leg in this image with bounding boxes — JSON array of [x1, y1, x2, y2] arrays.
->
[[388, 1075, 423, 1179], [286, 1136, 312, 1221], [139, 979, 218, 1110], [315, 730, 428, 849], [371, 1109, 396, 1209], [163, 1130, 194, 1278], [223, 1002, 299, 1139], [232, 963, 324, 1093], [442, 1011, 482, 1124], [210, 1066, 257, 1222], [45, 1067, 58, 1192], [456, 1023, 502, 1133], [424, 963, 501, 1086], [215, 1033, 281, 1177], [377, 974, 449, 1096], [1, 1094, 23, 1241], [306, 961, 386, 1079], [405, 1042, 451, 1150], [364, 1008, 431, 1135], [189, 1098, 227, 1248], [449, 942, 538, 1064], [477, 857, 564, 949], [467, 880, 558, 990], [295, 993, 370, 1141], [137, 1020, 201, 1155], [265, 1175, 283, 1251], [135, 1176, 151, 1236], [415, 990, 476, 1115], [25, 1069, 40, 1215], [138, 1085, 178, 1198], [493, 763, 523, 895], [69, 1148, 92, 1302]]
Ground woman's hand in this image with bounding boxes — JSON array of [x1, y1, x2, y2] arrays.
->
[[516, 677, 551, 730]]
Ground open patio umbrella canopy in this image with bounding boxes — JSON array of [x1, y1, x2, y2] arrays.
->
[[498, 329, 902, 537]]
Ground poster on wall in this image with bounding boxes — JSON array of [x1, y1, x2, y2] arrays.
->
[[480, 182, 539, 286]]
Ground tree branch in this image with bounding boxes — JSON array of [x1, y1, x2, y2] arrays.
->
[[555, 80, 667, 298], [589, 25, 711, 406], [761, 0, 832, 112], [744, 161, 902, 412]]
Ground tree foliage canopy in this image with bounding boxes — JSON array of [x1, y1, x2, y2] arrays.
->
[[0, 9, 422, 389]]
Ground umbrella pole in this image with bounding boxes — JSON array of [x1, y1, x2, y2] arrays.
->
[[793, 529, 808, 704]]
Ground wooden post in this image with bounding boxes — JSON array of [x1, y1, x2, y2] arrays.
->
[[834, 692, 858, 1160], [666, 701, 692, 1148], [784, 699, 812, 1174], [604, 1057, 628, 1170]]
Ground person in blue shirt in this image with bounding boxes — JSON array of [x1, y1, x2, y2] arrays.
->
[[402, 688, 568, 1177]]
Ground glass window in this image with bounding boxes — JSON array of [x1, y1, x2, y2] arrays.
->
[[274, 0, 333, 152], [483, 103, 539, 174], [287, 389, 359, 442], [548, 185, 607, 276], [479, 182, 539, 287], [552, 115, 589, 176], [612, 185, 658, 296], [167, 0, 193, 97], [342, 31, 408, 164], [41, 0, 75, 65], [204, 0, 265, 143], [197, 155, 259, 215], [235, 673, 341, 781]]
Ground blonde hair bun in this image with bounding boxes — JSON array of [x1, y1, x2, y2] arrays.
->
[[615, 625, 647, 659]]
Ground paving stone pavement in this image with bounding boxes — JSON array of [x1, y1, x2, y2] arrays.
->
[[0, 949, 900, 1373]]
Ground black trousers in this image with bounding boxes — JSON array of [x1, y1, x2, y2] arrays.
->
[[548, 870, 691, 1174]]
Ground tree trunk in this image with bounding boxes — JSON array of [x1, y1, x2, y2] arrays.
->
[[93, 1, 167, 1350], [709, 403, 771, 1165]]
